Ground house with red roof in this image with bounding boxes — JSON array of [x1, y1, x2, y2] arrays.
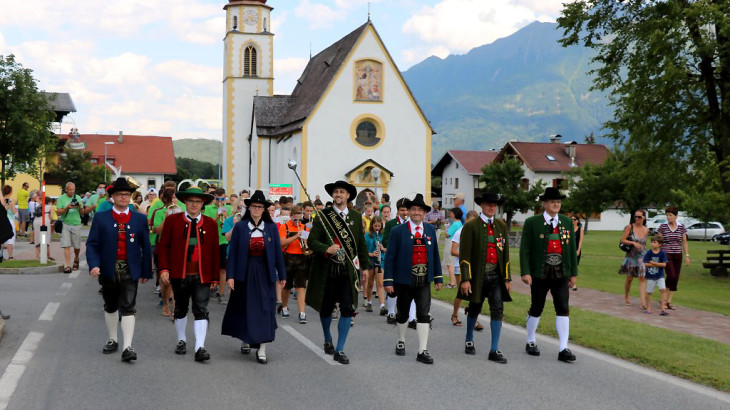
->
[[432, 150, 499, 209]]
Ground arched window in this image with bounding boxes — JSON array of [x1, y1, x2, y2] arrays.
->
[[244, 46, 257, 76]]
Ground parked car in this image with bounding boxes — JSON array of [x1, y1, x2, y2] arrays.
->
[[647, 215, 697, 234], [686, 222, 725, 241], [712, 232, 730, 245]]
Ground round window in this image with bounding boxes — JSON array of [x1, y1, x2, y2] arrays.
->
[[355, 120, 379, 147]]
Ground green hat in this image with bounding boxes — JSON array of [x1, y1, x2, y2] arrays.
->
[[175, 187, 214, 205]]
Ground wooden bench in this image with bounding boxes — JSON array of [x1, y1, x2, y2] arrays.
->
[[702, 249, 730, 277]]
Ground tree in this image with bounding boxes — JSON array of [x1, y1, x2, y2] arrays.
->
[[167, 157, 218, 184], [479, 157, 546, 230], [558, 1, 730, 194], [0, 54, 55, 186], [47, 148, 106, 193], [563, 157, 624, 231]]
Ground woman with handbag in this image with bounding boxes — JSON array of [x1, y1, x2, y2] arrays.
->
[[618, 209, 649, 308]]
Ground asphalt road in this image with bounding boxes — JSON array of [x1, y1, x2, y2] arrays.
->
[[1, 258, 729, 410]]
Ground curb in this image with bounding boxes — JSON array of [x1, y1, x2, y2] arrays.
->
[[0, 264, 64, 275]]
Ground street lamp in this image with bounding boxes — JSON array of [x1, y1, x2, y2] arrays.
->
[[104, 141, 114, 182], [370, 167, 381, 201]]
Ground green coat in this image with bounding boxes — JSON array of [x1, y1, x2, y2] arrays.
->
[[382, 217, 405, 249], [305, 207, 371, 312], [519, 214, 578, 279], [458, 217, 512, 303]]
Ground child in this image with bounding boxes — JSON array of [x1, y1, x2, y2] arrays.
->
[[364, 216, 386, 314], [643, 234, 669, 316]]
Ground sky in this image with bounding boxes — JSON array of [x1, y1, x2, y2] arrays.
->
[[0, 0, 566, 141]]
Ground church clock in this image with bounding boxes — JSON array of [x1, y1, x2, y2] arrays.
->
[[244, 9, 258, 26]]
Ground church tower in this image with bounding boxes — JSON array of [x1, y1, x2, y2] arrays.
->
[[222, 0, 274, 194]]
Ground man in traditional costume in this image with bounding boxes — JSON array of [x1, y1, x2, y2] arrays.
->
[[158, 187, 220, 362], [306, 180, 371, 365], [384, 194, 443, 364], [458, 193, 512, 364], [520, 187, 578, 362], [382, 198, 416, 325], [86, 177, 152, 362]]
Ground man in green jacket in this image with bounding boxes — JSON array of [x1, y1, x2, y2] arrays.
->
[[306, 180, 371, 365], [519, 187, 578, 362], [459, 192, 512, 364]]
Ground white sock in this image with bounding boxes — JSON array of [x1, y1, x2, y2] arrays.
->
[[174, 316, 187, 342], [408, 301, 416, 322], [387, 295, 397, 315], [120, 315, 135, 350], [416, 323, 429, 353], [526, 315, 540, 343], [194, 319, 208, 351], [258, 343, 266, 357], [556, 316, 570, 351], [104, 311, 118, 341], [397, 322, 407, 342]]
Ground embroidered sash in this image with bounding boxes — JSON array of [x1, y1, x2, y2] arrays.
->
[[320, 208, 358, 265]]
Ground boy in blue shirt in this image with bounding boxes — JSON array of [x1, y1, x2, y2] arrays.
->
[[643, 234, 669, 316]]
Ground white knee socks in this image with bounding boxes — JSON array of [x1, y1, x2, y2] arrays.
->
[[258, 343, 266, 357], [175, 316, 187, 342], [556, 316, 570, 351], [105, 311, 118, 341], [526, 315, 540, 343], [194, 320, 208, 351], [120, 315, 135, 350], [416, 323, 429, 353], [397, 322, 407, 342], [387, 295, 397, 315]]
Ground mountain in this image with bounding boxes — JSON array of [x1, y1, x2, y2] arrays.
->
[[172, 138, 221, 164], [403, 21, 613, 161]]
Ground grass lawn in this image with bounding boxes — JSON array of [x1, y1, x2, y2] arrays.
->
[[0, 260, 55, 268]]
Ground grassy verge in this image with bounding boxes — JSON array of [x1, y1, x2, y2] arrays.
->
[[0, 260, 55, 268], [434, 288, 730, 392]]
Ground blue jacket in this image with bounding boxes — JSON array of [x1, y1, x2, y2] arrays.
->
[[226, 219, 286, 283], [384, 222, 443, 285], [86, 210, 153, 281]]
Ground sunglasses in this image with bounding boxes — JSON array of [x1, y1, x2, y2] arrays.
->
[[216, 197, 226, 201], [634, 215, 644, 219]]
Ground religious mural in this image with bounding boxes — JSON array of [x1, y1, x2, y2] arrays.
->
[[354, 59, 382, 102]]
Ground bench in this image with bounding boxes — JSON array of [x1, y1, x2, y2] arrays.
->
[[508, 231, 521, 248], [702, 249, 730, 277]]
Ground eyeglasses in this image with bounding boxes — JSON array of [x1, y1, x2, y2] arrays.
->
[[634, 215, 644, 219], [187, 199, 204, 205], [250, 205, 264, 209], [216, 197, 226, 201]]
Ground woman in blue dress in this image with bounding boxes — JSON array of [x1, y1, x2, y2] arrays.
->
[[222, 190, 286, 364]]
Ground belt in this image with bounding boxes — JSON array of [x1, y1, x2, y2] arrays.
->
[[545, 253, 563, 266]]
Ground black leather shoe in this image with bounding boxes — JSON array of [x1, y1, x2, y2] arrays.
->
[[175, 340, 186, 355], [395, 341, 405, 356], [103, 339, 118, 354], [464, 341, 476, 355], [416, 350, 434, 364], [408, 320, 417, 329], [121, 347, 137, 362], [241, 343, 251, 354], [525, 342, 540, 356], [323, 341, 335, 355], [380, 306, 387, 316], [488, 350, 508, 364], [386, 314, 396, 324], [333, 351, 350, 364], [194, 347, 210, 362], [558, 348, 576, 362]]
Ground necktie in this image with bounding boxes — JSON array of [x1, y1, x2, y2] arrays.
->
[[340, 211, 346, 219], [550, 217, 555, 228], [415, 226, 421, 238]]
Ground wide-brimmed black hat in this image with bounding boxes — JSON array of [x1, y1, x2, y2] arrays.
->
[[404, 193, 431, 212], [476, 192, 504, 205], [539, 187, 566, 201], [325, 180, 357, 200], [244, 189, 272, 208], [107, 177, 136, 195], [175, 186, 214, 205]]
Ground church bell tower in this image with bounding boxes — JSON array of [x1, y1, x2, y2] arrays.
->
[[222, 0, 274, 194]]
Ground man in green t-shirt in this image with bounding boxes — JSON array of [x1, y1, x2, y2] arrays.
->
[[16, 182, 30, 236], [57, 182, 86, 273], [203, 187, 232, 304]]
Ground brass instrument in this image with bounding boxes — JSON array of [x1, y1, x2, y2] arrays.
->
[[300, 226, 313, 256]]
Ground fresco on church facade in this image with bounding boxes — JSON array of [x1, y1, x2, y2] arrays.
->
[[354, 60, 382, 101]]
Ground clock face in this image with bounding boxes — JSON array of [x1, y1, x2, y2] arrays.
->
[[244, 10, 258, 26]]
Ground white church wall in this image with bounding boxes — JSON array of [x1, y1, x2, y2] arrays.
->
[[441, 161, 476, 210]]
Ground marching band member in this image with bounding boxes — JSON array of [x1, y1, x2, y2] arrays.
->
[[279, 205, 311, 323]]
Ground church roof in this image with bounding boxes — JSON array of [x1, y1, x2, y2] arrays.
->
[[42, 92, 76, 122]]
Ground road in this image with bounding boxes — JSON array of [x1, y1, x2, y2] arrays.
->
[[1, 258, 728, 410]]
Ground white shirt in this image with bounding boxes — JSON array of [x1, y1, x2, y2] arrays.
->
[[112, 207, 130, 216], [398, 216, 409, 224], [408, 221, 424, 236], [185, 212, 201, 223], [480, 213, 495, 225], [248, 221, 264, 238], [451, 227, 463, 245], [334, 205, 349, 219], [543, 211, 558, 228]]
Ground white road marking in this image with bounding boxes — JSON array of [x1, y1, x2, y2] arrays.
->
[[69, 270, 80, 279], [281, 325, 340, 366], [38, 302, 60, 321], [56, 283, 72, 296], [0, 332, 44, 410], [432, 298, 730, 404]]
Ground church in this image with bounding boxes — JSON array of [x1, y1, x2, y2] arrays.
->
[[221, 0, 434, 204]]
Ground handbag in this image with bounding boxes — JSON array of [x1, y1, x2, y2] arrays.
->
[[54, 217, 63, 234], [619, 225, 634, 253]]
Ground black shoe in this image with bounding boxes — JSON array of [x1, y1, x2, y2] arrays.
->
[[525, 342, 540, 356], [121, 347, 137, 362], [175, 340, 186, 355], [323, 341, 335, 355], [416, 350, 434, 364], [488, 350, 508, 364], [386, 314, 396, 324], [194, 347, 210, 362], [464, 341, 475, 355], [103, 339, 118, 354], [333, 351, 350, 364], [558, 348, 576, 362], [241, 343, 251, 354], [408, 320, 417, 329], [395, 341, 405, 356], [380, 306, 387, 316], [276, 302, 283, 314]]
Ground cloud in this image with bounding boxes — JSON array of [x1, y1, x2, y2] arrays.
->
[[401, 0, 565, 66], [294, 0, 348, 29]]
